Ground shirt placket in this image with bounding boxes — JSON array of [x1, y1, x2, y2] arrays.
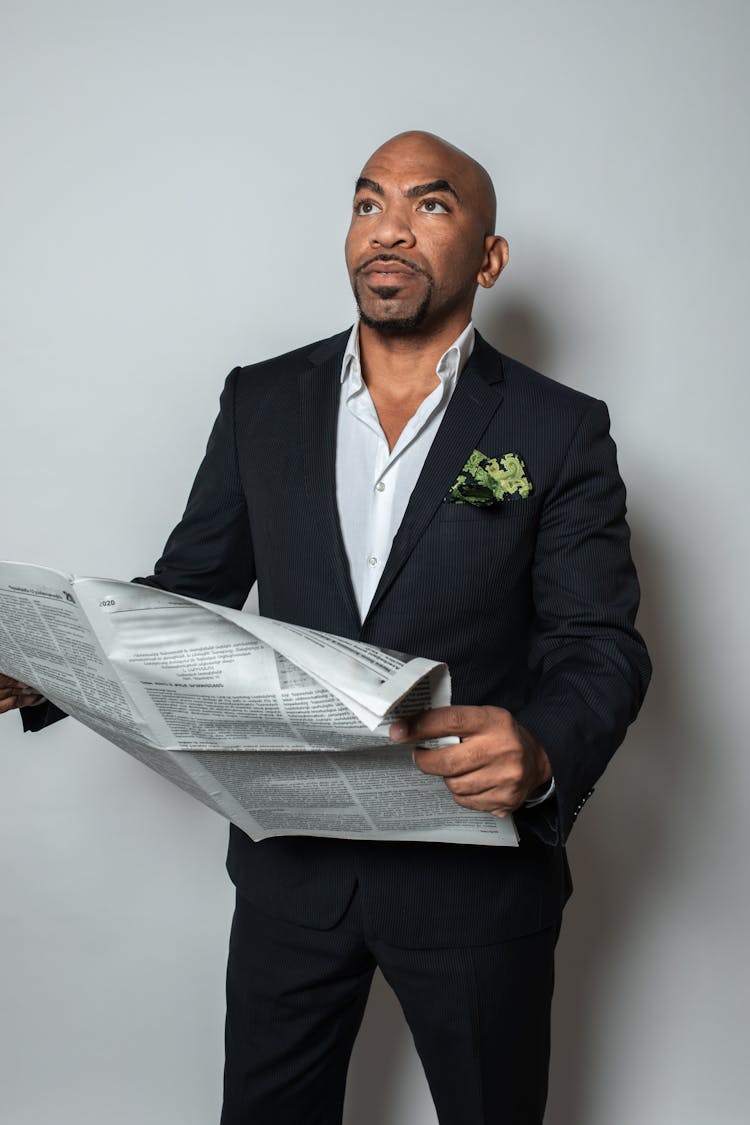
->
[[362, 439, 393, 609]]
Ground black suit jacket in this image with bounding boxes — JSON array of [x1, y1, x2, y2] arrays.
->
[[26, 329, 650, 945]]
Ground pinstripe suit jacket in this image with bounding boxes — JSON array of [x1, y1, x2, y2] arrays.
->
[[25, 328, 651, 944]]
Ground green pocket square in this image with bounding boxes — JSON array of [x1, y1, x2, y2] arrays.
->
[[447, 450, 533, 507]]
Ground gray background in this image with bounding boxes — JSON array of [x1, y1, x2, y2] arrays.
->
[[1, 1, 747, 1122]]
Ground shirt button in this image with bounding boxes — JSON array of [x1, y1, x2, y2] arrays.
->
[[375, 481, 386, 493], [367, 556, 378, 567]]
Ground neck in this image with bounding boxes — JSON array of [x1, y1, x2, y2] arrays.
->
[[358, 314, 472, 400]]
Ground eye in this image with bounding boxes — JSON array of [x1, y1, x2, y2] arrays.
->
[[417, 198, 450, 214], [355, 199, 382, 216]]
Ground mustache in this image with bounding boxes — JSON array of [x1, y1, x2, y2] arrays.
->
[[356, 254, 430, 278]]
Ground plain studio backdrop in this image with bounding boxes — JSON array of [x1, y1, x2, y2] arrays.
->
[[1, 2, 747, 1123]]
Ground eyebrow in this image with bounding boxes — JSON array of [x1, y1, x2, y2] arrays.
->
[[355, 177, 385, 196], [405, 180, 461, 203], [354, 177, 461, 203]]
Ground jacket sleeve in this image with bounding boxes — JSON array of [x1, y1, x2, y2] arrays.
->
[[513, 398, 651, 844]]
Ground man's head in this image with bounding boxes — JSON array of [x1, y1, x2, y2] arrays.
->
[[345, 131, 508, 336]]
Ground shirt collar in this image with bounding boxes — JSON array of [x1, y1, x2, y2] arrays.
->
[[341, 319, 476, 388]]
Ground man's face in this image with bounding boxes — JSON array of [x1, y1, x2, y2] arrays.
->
[[345, 135, 493, 335]]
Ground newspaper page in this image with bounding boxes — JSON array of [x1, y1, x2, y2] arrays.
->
[[0, 561, 518, 846]]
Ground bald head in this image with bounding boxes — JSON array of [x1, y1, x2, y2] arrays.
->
[[346, 129, 508, 337], [363, 131, 497, 235]]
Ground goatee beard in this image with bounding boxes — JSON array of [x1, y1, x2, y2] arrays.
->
[[354, 280, 434, 336]]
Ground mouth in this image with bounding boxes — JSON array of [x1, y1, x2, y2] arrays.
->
[[359, 257, 420, 282]]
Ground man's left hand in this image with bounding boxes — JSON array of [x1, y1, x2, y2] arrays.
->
[[390, 706, 552, 817]]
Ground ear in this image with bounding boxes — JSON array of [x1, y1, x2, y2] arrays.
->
[[477, 235, 509, 289]]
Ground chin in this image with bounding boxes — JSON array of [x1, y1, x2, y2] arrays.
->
[[358, 308, 429, 334], [356, 290, 432, 335]]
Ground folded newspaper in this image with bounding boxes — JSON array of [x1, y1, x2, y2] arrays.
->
[[0, 562, 517, 846]]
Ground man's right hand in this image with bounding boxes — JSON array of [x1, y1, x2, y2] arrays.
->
[[0, 673, 44, 714]]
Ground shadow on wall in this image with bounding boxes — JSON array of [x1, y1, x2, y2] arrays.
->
[[481, 293, 560, 374], [547, 509, 697, 1124]]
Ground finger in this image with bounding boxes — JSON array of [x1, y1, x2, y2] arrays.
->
[[452, 765, 528, 810], [390, 706, 491, 745], [446, 772, 527, 808], [0, 687, 40, 702], [443, 767, 502, 796], [451, 758, 530, 804], [412, 738, 492, 778], [1, 678, 36, 695], [0, 688, 42, 710], [18, 693, 43, 706], [451, 791, 519, 816]]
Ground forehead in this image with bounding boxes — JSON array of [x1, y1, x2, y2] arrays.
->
[[358, 141, 468, 190]]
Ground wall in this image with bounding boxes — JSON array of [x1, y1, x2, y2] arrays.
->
[[1, 2, 747, 1122]]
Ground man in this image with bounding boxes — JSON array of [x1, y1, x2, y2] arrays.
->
[[3, 131, 651, 1124]]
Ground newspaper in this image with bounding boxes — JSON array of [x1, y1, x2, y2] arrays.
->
[[0, 561, 518, 846]]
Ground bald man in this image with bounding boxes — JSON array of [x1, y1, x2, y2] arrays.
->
[[9, 132, 650, 1124]]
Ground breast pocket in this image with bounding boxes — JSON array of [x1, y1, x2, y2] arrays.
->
[[437, 498, 541, 522], [416, 497, 540, 619]]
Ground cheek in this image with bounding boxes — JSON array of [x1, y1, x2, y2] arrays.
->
[[344, 228, 361, 275], [431, 250, 471, 290], [440, 243, 483, 290]]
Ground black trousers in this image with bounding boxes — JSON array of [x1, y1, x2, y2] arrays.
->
[[221, 887, 556, 1125]]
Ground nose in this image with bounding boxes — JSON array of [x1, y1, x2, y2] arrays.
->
[[369, 203, 416, 250]]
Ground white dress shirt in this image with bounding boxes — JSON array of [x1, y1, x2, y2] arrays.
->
[[336, 319, 475, 621]]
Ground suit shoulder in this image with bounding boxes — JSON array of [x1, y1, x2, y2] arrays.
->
[[232, 327, 351, 387], [499, 351, 603, 416], [215, 328, 350, 417]]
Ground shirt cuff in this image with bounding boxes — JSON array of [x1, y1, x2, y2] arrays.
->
[[524, 777, 556, 808]]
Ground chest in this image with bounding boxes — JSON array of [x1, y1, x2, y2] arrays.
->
[[369, 394, 430, 452]]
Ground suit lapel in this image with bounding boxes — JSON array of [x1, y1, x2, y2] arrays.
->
[[299, 333, 361, 631], [362, 333, 505, 627]]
